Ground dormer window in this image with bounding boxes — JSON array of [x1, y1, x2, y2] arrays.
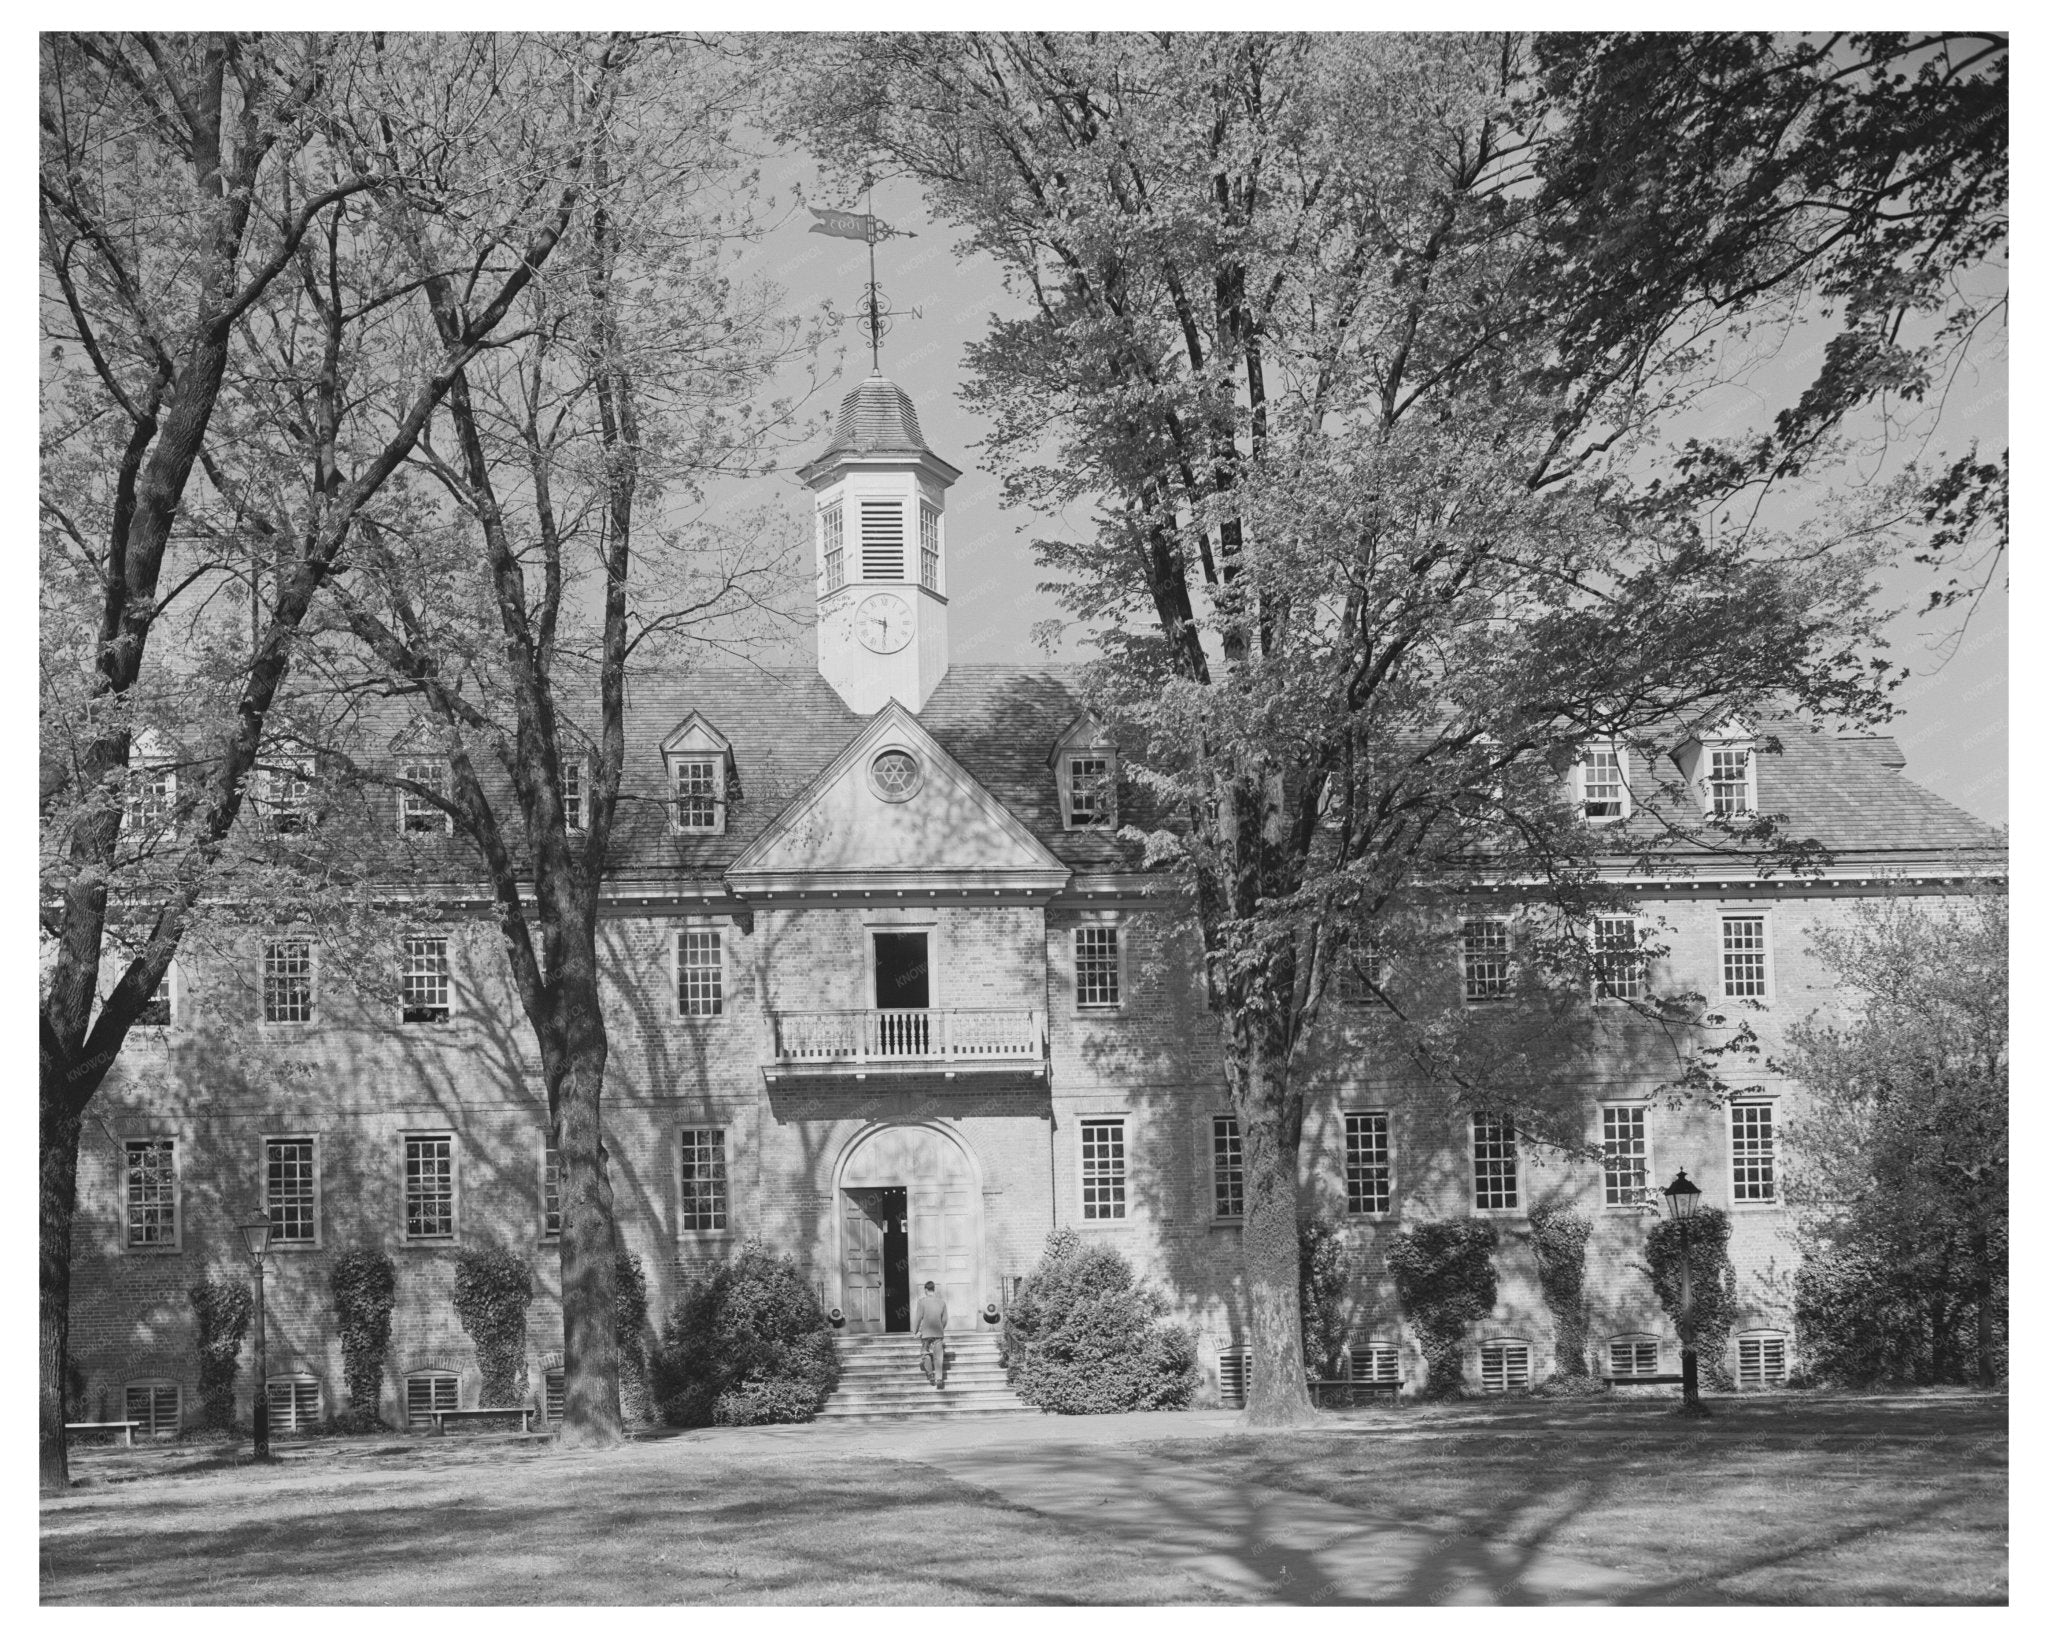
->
[[662, 714, 735, 837], [258, 751, 317, 833], [1052, 714, 1117, 831], [397, 758, 451, 834], [1707, 745, 1753, 817], [124, 763, 176, 838], [1576, 743, 1629, 822], [562, 759, 586, 834]]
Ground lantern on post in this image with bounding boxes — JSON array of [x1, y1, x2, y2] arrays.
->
[[1661, 1171, 1708, 1417], [236, 1212, 274, 1457]]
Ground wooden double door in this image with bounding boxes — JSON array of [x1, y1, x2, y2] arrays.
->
[[839, 1125, 979, 1334]]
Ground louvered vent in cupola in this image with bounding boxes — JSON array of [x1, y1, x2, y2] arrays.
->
[[860, 499, 906, 580]]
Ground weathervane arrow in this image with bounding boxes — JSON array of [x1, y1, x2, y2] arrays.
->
[[807, 206, 916, 243]]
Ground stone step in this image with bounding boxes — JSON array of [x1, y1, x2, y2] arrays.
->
[[813, 1404, 1039, 1423], [816, 1395, 1032, 1418]]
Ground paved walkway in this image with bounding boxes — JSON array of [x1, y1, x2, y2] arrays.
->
[[675, 1411, 1646, 1604]]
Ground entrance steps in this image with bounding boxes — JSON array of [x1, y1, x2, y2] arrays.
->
[[814, 1332, 1037, 1422]]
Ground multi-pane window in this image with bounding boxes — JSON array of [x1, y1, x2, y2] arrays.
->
[[266, 1376, 321, 1432], [402, 935, 450, 1023], [125, 764, 176, 836], [1336, 934, 1387, 1003], [1582, 744, 1627, 820], [1461, 917, 1512, 1002], [671, 758, 721, 832], [919, 502, 941, 591], [1737, 1333, 1788, 1387], [1080, 1118, 1127, 1220], [542, 1143, 562, 1238], [822, 501, 846, 592], [1593, 916, 1645, 1001], [1066, 756, 1111, 828], [678, 930, 723, 1017], [124, 1139, 178, 1248], [124, 1382, 180, 1438], [403, 1134, 455, 1239], [1345, 1111, 1391, 1216], [1722, 916, 1768, 999], [561, 759, 585, 833], [679, 1127, 728, 1231], [136, 975, 172, 1027], [1471, 1112, 1519, 1211], [1708, 746, 1752, 816], [265, 1137, 318, 1245], [1479, 1340, 1531, 1393], [1610, 1337, 1661, 1377], [263, 939, 314, 1023], [1074, 926, 1121, 1008], [406, 1372, 459, 1421], [1601, 1106, 1650, 1208], [1730, 1102, 1778, 1203], [398, 759, 448, 832], [1350, 1343, 1400, 1386], [1211, 1115, 1244, 1219], [261, 755, 316, 832]]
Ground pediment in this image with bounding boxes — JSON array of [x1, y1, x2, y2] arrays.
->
[[728, 701, 1069, 893]]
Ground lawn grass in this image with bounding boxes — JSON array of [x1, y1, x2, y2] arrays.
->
[[40, 1435, 1217, 1605], [1130, 1392, 2007, 1605]]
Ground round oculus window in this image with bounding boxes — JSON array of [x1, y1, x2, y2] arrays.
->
[[868, 748, 922, 802]]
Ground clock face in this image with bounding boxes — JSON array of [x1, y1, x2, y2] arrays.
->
[[855, 593, 913, 654]]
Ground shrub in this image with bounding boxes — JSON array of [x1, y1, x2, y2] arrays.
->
[[1528, 1204, 1592, 1379], [1298, 1215, 1353, 1378], [189, 1277, 253, 1432], [1001, 1228, 1199, 1413], [1388, 1220, 1498, 1399], [652, 1241, 838, 1428], [616, 1248, 652, 1424], [330, 1247, 397, 1429], [452, 1245, 534, 1406], [1643, 1207, 1737, 1392]]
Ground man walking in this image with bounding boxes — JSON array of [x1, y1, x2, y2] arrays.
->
[[912, 1279, 947, 1389]]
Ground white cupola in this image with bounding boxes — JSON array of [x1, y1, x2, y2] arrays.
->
[[799, 371, 961, 714]]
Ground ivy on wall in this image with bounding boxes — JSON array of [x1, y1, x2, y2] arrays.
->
[[1529, 1204, 1592, 1378], [1297, 1216, 1353, 1379], [189, 1277, 253, 1432], [615, 1248, 651, 1424], [1387, 1220, 1498, 1399], [453, 1246, 534, 1407], [330, 1248, 397, 1430], [1644, 1207, 1738, 1392]]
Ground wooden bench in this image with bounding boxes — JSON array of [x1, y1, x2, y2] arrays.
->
[[66, 1420, 141, 1447], [419, 1405, 536, 1435], [1307, 1377, 1402, 1407], [1601, 1373, 1687, 1387]]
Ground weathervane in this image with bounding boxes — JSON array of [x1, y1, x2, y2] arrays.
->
[[808, 185, 917, 372]]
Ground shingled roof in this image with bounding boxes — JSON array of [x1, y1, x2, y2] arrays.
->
[[808, 372, 945, 465]]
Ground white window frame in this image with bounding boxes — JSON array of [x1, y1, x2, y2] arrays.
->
[[1335, 933, 1389, 1005], [265, 1374, 323, 1432], [261, 936, 316, 1025], [124, 1380, 182, 1439], [1470, 1112, 1520, 1214], [561, 758, 587, 834], [1706, 743, 1757, 818], [918, 499, 942, 592], [1344, 1109, 1393, 1217], [1720, 912, 1772, 1001], [1736, 1331, 1789, 1388], [124, 761, 178, 840], [1210, 1114, 1244, 1222], [402, 1131, 458, 1242], [258, 752, 317, 832], [396, 757, 452, 834], [1461, 916, 1513, 1003], [1073, 923, 1124, 1010], [1478, 1338, 1532, 1394], [676, 927, 725, 1018], [1575, 741, 1631, 822], [405, 1371, 460, 1422], [541, 1138, 562, 1241], [820, 499, 846, 593], [668, 756, 725, 835], [401, 933, 451, 1023], [1592, 914, 1646, 1002], [1061, 753, 1117, 830], [1599, 1104, 1652, 1210], [858, 496, 907, 581], [263, 1133, 322, 1249], [1079, 1116, 1128, 1222], [134, 960, 176, 1028], [679, 1125, 729, 1233], [1729, 1099, 1780, 1206], [123, 1136, 181, 1251]]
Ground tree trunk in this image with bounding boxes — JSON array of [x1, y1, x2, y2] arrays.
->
[[1234, 1045, 1314, 1427], [40, 1056, 89, 1492], [552, 970, 623, 1448], [1972, 1225, 1997, 1389]]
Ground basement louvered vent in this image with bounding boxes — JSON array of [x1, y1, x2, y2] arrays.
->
[[266, 1376, 321, 1432], [545, 1368, 565, 1424], [1218, 1350, 1248, 1409], [1479, 1340, 1530, 1393], [860, 500, 906, 580], [1737, 1333, 1787, 1387], [1350, 1342, 1400, 1386]]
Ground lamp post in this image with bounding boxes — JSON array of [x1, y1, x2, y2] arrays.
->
[[236, 1211, 274, 1457], [1662, 1170, 1708, 1417]]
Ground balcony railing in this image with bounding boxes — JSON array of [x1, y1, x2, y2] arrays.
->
[[766, 1008, 1045, 1075]]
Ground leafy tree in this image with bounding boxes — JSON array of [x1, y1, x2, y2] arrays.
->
[[38, 32, 620, 1487], [791, 31, 2001, 1423], [1781, 888, 2007, 1386]]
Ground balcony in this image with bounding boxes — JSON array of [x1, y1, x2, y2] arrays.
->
[[764, 1008, 1046, 1080]]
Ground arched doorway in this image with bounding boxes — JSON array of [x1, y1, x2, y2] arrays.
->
[[835, 1123, 982, 1335]]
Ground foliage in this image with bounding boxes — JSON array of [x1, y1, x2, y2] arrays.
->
[[189, 1278, 254, 1432], [329, 1248, 398, 1429], [452, 1246, 535, 1407], [1001, 1229, 1199, 1414], [615, 1249, 652, 1425], [1297, 1216, 1353, 1379], [1528, 1205, 1593, 1378], [1388, 1222, 1499, 1399], [652, 1243, 839, 1428], [1643, 1208, 1738, 1392], [1782, 889, 2007, 1385]]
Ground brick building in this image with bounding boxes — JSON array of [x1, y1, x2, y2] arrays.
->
[[68, 372, 2001, 1431]]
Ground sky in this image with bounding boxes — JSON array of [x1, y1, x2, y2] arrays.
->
[[697, 139, 2009, 825]]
